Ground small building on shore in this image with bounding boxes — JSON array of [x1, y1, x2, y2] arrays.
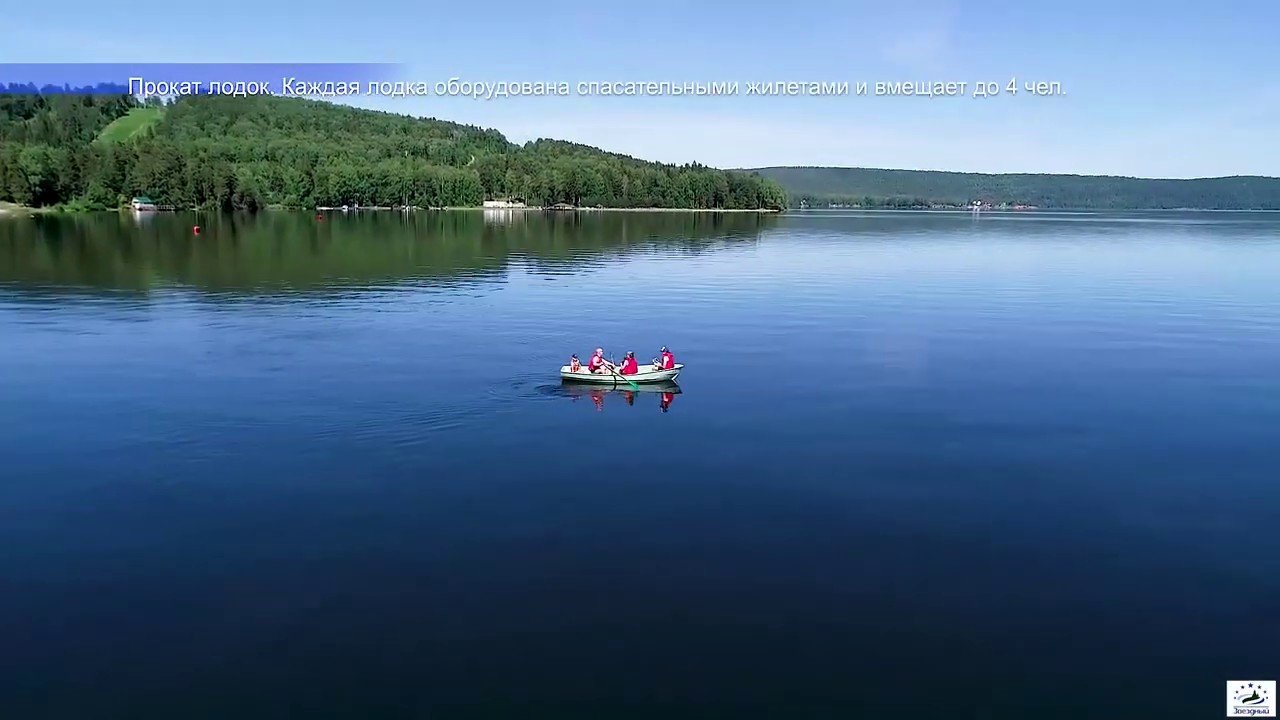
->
[[483, 199, 527, 208], [130, 196, 157, 211]]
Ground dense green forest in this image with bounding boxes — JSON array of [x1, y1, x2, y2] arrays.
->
[[749, 166, 1280, 210], [0, 93, 787, 211], [6, 91, 1276, 212]]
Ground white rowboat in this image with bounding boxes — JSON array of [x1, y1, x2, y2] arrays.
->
[[560, 363, 683, 384]]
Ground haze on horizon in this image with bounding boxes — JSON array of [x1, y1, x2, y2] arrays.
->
[[6, 0, 1277, 179]]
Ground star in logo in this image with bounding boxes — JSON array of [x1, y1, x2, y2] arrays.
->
[[1234, 682, 1270, 706]]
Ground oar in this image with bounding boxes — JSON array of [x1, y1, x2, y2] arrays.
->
[[608, 356, 639, 391]]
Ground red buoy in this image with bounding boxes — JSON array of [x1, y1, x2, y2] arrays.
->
[[193, 225, 201, 235]]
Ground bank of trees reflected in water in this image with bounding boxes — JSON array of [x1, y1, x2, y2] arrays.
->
[[0, 211, 776, 294]]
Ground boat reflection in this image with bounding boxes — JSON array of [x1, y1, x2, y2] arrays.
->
[[562, 380, 682, 413]]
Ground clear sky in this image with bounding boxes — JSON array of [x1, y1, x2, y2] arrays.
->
[[5, 0, 1277, 178]]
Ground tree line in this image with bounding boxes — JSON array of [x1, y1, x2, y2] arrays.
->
[[749, 166, 1280, 210], [0, 93, 788, 211]]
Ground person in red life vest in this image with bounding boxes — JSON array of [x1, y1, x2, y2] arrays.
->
[[587, 347, 610, 374], [652, 346, 675, 370], [659, 346, 675, 370], [569, 354, 581, 372], [618, 351, 639, 375]]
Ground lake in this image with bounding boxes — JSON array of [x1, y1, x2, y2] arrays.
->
[[1, 209, 1277, 719]]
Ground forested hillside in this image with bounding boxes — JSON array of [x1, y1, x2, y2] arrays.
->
[[0, 93, 787, 211], [750, 166, 1280, 210]]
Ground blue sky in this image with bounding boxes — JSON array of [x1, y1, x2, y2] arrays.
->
[[5, 0, 1277, 178]]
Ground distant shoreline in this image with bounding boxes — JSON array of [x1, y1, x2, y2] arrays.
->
[[752, 166, 1280, 211]]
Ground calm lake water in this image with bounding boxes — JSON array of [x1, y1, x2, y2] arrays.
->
[[1, 209, 1277, 719]]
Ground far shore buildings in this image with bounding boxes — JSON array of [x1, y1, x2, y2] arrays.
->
[[482, 199, 526, 208]]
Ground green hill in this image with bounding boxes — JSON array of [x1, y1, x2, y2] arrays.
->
[[0, 93, 786, 211], [95, 106, 166, 144], [748, 166, 1280, 210], [6, 91, 1274, 212]]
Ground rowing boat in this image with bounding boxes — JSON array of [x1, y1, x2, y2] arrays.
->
[[560, 363, 683, 384]]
